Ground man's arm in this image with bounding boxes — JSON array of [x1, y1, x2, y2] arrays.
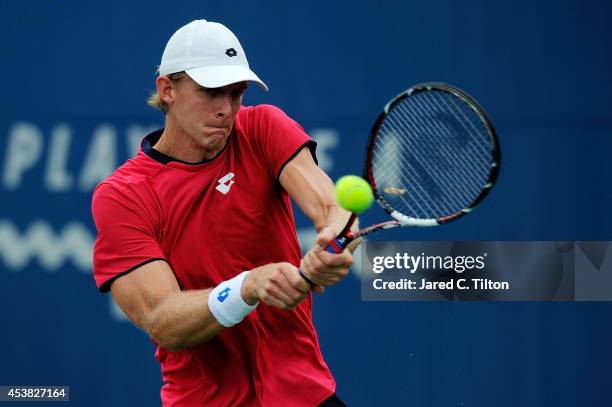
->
[[110, 260, 221, 351], [110, 260, 310, 352], [279, 148, 357, 288], [279, 148, 350, 234]]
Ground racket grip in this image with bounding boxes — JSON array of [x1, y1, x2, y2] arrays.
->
[[325, 214, 357, 253], [325, 236, 349, 254]]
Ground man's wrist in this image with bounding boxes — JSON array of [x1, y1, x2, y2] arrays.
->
[[208, 271, 259, 327], [240, 271, 259, 305]]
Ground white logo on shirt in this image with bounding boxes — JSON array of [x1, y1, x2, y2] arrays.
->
[[215, 172, 235, 195]]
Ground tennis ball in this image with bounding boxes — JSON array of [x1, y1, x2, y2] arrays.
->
[[335, 175, 374, 214]]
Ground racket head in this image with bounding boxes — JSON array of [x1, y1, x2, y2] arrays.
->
[[364, 82, 501, 226]]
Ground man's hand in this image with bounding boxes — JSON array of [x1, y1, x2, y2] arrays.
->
[[299, 227, 353, 293], [241, 263, 311, 310]]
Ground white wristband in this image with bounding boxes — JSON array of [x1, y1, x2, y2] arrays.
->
[[208, 271, 258, 327]]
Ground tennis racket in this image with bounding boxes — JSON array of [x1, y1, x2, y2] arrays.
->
[[326, 82, 501, 254]]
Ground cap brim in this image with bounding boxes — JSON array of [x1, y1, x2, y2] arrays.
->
[[185, 65, 269, 91]]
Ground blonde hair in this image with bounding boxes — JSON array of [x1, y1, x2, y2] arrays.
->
[[147, 71, 188, 113]]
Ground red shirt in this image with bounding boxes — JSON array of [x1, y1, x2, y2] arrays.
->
[[92, 105, 336, 406]]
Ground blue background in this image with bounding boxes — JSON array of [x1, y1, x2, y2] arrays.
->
[[1, 0, 611, 406]]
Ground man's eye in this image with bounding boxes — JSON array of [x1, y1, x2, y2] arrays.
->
[[202, 87, 244, 98], [203, 88, 221, 97]]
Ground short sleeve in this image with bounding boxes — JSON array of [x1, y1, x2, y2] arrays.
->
[[248, 105, 317, 179], [91, 183, 166, 292]]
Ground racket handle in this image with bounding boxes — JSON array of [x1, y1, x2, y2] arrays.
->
[[325, 235, 351, 254], [325, 213, 358, 254]]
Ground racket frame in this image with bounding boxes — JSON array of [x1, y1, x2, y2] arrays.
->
[[364, 82, 501, 227], [326, 83, 501, 254]]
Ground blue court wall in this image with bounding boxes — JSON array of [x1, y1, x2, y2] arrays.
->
[[1, 1, 611, 406]]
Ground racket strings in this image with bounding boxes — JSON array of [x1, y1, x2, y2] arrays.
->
[[372, 148, 442, 217], [374, 130, 463, 216], [371, 140, 434, 215], [374, 124, 464, 218], [372, 90, 494, 220], [372, 133, 449, 216], [377, 114, 479, 216], [410, 94, 490, 179], [418, 93, 491, 170], [391, 103, 484, 201], [388, 94, 490, 215], [429, 93, 492, 167], [397, 103, 485, 201]]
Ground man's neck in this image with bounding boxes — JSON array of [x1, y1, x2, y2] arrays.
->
[[154, 118, 223, 163]]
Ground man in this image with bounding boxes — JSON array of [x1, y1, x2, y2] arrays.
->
[[92, 19, 354, 406]]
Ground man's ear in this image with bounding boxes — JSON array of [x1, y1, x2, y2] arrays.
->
[[156, 76, 175, 105]]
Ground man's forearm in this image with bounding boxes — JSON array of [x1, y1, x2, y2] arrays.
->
[[315, 202, 350, 233], [277, 148, 361, 251], [144, 289, 224, 352]]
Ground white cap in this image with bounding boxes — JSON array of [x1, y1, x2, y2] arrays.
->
[[159, 20, 268, 91]]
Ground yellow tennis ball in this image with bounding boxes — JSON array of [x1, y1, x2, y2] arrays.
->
[[335, 175, 374, 214]]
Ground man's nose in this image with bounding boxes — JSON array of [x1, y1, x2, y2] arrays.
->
[[215, 93, 233, 118]]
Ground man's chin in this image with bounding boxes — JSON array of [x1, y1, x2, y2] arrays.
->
[[200, 132, 229, 151]]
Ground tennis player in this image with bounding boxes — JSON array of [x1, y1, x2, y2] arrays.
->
[[92, 20, 354, 406]]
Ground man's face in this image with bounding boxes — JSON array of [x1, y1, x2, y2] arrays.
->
[[167, 75, 247, 154]]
